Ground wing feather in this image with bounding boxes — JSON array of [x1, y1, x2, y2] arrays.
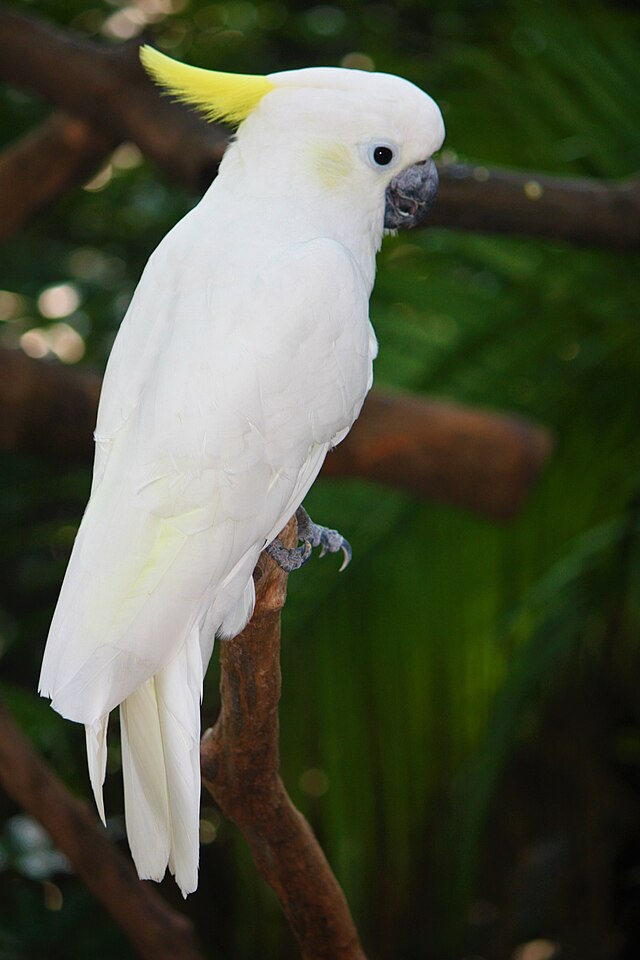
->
[[41, 231, 374, 726]]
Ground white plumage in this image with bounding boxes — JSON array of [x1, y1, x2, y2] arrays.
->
[[39, 55, 444, 895]]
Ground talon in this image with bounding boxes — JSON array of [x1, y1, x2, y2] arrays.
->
[[270, 506, 354, 573], [294, 506, 353, 571], [339, 538, 352, 572]]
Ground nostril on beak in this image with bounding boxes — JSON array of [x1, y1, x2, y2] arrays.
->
[[397, 198, 418, 217], [383, 158, 439, 230]]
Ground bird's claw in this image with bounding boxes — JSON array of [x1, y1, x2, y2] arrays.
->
[[266, 509, 352, 574], [338, 538, 352, 572], [265, 507, 353, 573], [316, 525, 352, 571], [265, 537, 312, 572], [296, 506, 352, 572]]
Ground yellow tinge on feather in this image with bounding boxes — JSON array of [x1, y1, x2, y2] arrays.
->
[[140, 46, 275, 126]]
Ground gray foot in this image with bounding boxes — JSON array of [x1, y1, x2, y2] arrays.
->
[[265, 507, 352, 574], [265, 537, 312, 572], [296, 507, 353, 572], [296, 506, 352, 572]]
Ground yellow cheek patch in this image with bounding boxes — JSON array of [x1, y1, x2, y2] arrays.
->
[[311, 142, 354, 188], [140, 46, 274, 126]]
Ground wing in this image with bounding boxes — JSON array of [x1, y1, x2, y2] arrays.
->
[[40, 233, 374, 725], [90, 212, 201, 492]]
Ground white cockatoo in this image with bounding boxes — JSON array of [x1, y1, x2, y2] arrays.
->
[[39, 48, 444, 896]]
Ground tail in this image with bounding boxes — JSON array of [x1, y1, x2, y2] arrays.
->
[[85, 628, 204, 897]]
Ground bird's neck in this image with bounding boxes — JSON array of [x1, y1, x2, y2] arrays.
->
[[207, 140, 383, 291]]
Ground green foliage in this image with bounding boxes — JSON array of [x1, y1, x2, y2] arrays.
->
[[0, 0, 639, 957]]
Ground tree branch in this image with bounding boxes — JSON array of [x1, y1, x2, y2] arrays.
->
[[433, 163, 640, 249], [0, 6, 227, 192], [322, 390, 552, 520], [0, 5, 638, 249], [0, 348, 101, 462], [0, 348, 552, 519], [0, 112, 116, 242], [201, 517, 367, 960], [0, 696, 203, 960]]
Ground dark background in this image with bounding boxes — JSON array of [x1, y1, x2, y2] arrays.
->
[[0, 0, 639, 958]]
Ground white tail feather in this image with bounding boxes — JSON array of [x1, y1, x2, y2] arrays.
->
[[117, 628, 204, 896], [219, 578, 255, 639], [85, 716, 109, 826], [120, 679, 172, 882], [156, 657, 202, 896]]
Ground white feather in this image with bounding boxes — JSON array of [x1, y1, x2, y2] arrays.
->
[[85, 715, 108, 825], [39, 64, 444, 894], [120, 680, 171, 882]]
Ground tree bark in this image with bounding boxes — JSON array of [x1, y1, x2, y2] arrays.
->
[[0, 348, 101, 462], [434, 163, 640, 249], [0, 6, 227, 192], [322, 390, 552, 520], [0, 697, 203, 960], [201, 518, 367, 960], [0, 112, 116, 242]]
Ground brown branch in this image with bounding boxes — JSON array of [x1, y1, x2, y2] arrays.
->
[[0, 6, 227, 192], [201, 517, 367, 960], [0, 112, 116, 242], [0, 5, 638, 249], [432, 163, 640, 249], [0, 695, 203, 960], [0, 348, 101, 462], [0, 348, 552, 519], [323, 390, 553, 520]]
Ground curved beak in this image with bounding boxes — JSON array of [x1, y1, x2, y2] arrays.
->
[[384, 158, 439, 230]]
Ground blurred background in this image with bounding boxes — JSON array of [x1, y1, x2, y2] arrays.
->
[[0, 0, 639, 957]]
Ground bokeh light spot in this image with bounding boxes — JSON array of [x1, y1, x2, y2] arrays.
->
[[20, 329, 49, 359], [0, 290, 24, 322], [524, 180, 543, 200], [83, 164, 113, 192], [48, 323, 86, 363], [38, 284, 80, 320], [299, 768, 329, 797], [341, 52, 375, 71], [112, 143, 144, 170], [306, 6, 347, 36]]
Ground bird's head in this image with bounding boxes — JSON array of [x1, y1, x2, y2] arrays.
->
[[140, 48, 444, 233]]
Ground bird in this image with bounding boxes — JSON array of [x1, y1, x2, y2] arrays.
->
[[39, 48, 444, 896]]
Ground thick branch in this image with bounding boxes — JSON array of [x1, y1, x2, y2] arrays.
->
[[322, 390, 552, 520], [0, 112, 116, 242], [0, 348, 101, 461], [0, 5, 638, 249], [433, 163, 640, 249], [0, 348, 552, 519], [0, 696, 202, 960], [0, 6, 227, 192], [201, 518, 366, 960]]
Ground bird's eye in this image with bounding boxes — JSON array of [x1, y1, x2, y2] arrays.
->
[[373, 145, 394, 166]]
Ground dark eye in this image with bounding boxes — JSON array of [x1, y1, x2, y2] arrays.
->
[[373, 145, 394, 166]]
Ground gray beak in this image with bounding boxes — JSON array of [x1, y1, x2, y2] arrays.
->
[[384, 158, 439, 230]]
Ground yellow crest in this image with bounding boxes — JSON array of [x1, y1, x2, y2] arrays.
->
[[140, 46, 274, 126]]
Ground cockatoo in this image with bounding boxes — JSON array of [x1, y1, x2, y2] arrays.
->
[[39, 48, 444, 896]]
